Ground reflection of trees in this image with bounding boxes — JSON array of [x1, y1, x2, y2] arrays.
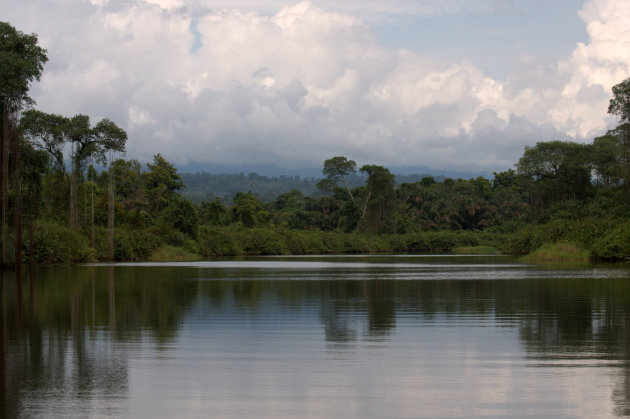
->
[[0, 266, 198, 417], [613, 316, 630, 416], [319, 281, 361, 342], [5, 264, 630, 416], [364, 281, 396, 337]]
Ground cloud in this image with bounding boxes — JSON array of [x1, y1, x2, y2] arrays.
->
[[6, 0, 630, 173]]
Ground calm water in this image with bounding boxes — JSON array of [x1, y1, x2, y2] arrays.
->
[[4, 255, 630, 418]]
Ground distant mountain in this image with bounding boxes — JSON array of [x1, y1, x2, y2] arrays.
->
[[180, 169, 488, 204], [176, 162, 491, 180], [180, 172, 322, 204]]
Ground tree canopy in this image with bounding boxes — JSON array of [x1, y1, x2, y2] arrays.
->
[[0, 21, 48, 110]]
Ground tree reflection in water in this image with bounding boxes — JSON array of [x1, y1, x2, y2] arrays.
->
[[2, 263, 630, 416]]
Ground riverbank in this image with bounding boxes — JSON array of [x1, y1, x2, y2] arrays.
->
[[5, 217, 630, 265]]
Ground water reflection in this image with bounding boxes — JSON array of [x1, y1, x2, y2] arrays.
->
[[3, 258, 630, 417]]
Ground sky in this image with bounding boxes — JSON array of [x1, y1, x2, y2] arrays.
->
[[4, 0, 630, 175]]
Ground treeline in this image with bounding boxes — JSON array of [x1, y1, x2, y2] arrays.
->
[[3, 21, 630, 264], [179, 171, 443, 204], [181, 172, 322, 204]]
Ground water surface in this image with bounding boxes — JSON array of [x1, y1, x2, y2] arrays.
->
[[3, 255, 630, 418]]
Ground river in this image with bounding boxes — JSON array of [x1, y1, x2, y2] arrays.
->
[[3, 255, 630, 417]]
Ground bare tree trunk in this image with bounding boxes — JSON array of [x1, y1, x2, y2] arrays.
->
[[342, 180, 356, 205], [28, 218, 34, 265], [361, 191, 371, 219], [11, 122, 21, 266], [1, 107, 8, 264], [90, 161, 95, 248], [69, 148, 79, 231], [108, 155, 114, 261]]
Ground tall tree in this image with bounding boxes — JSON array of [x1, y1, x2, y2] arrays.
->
[[359, 165, 396, 233], [608, 78, 630, 186], [20, 109, 67, 171], [608, 78, 630, 124], [0, 22, 47, 264], [93, 119, 127, 259], [516, 140, 591, 209], [318, 156, 357, 204], [66, 114, 92, 230], [18, 139, 48, 263], [143, 153, 184, 215]]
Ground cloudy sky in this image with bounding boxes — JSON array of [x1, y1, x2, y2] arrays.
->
[[4, 0, 630, 174]]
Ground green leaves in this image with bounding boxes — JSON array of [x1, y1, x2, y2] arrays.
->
[[608, 78, 630, 124], [0, 21, 47, 109], [143, 153, 185, 213], [20, 109, 66, 170], [320, 156, 357, 203]]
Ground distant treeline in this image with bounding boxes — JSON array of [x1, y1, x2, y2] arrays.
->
[[180, 172, 443, 204]]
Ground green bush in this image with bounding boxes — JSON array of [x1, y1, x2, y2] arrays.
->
[[27, 221, 96, 263], [522, 242, 590, 263], [149, 245, 200, 262], [197, 226, 241, 257], [93, 227, 161, 261], [591, 221, 630, 260], [235, 227, 288, 255]]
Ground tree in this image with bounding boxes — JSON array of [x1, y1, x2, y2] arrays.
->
[[516, 140, 591, 210], [199, 199, 228, 226], [231, 192, 269, 228], [591, 129, 623, 185], [318, 156, 357, 204], [359, 165, 396, 233], [608, 78, 630, 186], [143, 154, 184, 214], [93, 118, 127, 259], [20, 109, 67, 171], [161, 195, 198, 238], [608, 78, 630, 124], [0, 22, 47, 264], [66, 114, 93, 230], [65, 115, 127, 237], [18, 139, 48, 263]]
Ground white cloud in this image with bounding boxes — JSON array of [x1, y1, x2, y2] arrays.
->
[[6, 0, 630, 173]]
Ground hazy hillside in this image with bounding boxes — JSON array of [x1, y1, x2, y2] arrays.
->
[[180, 172, 444, 204]]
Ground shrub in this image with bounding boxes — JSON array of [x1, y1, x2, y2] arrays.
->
[[149, 245, 200, 262], [235, 227, 288, 255], [28, 221, 96, 263], [591, 221, 630, 260], [197, 226, 241, 257], [522, 242, 590, 263]]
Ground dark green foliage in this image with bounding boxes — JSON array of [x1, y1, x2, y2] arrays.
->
[[0, 22, 48, 108], [20, 109, 66, 169], [199, 199, 229, 226], [359, 165, 396, 234], [503, 217, 628, 259], [90, 226, 160, 261], [231, 192, 269, 227], [160, 196, 198, 238], [406, 231, 480, 253], [181, 172, 321, 204], [319, 156, 357, 204], [143, 153, 184, 214], [591, 221, 630, 260], [234, 227, 288, 255], [609, 78, 630, 124], [516, 140, 592, 211], [27, 220, 96, 263], [197, 225, 242, 257]]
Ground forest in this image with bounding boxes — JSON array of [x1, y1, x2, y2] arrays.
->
[[2, 21, 630, 265]]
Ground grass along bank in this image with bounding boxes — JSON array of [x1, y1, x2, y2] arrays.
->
[[521, 242, 590, 263]]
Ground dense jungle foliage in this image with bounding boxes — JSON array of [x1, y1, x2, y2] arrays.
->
[[2, 21, 630, 264]]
